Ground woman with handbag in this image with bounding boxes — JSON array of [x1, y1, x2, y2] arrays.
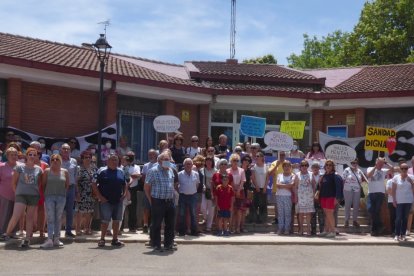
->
[[201, 156, 216, 232], [342, 158, 366, 229]]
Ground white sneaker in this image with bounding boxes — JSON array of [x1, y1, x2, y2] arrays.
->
[[326, 232, 336, 238], [400, 235, 407, 241], [394, 235, 399, 241], [319, 232, 328, 237], [53, 238, 64, 247], [40, 239, 53, 248]]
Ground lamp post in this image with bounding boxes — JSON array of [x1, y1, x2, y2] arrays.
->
[[92, 34, 111, 167]]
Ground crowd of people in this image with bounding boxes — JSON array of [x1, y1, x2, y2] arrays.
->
[[0, 130, 414, 251]]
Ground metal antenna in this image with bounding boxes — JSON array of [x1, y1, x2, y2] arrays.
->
[[98, 20, 111, 37], [230, 0, 236, 59]]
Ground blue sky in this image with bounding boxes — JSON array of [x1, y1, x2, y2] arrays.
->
[[0, 0, 367, 65]]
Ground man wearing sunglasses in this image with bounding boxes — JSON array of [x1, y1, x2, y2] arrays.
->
[[366, 157, 393, 236]]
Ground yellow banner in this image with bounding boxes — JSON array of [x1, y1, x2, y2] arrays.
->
[[364, 126, 396, 152], [280, 121, 306, 139]]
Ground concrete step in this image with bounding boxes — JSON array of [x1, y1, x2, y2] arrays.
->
[[243, 222, 371, 234]]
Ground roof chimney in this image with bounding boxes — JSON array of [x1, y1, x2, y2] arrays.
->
[[226, 59, 238, 65]]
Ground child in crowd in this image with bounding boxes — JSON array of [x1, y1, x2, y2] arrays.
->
[[214, 173, 234, 236]]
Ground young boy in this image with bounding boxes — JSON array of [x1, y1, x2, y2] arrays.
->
[[214, 173, 234, 236], [310, 162, 324, 235]]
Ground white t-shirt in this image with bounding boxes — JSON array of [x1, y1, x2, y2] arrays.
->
[[252, 164, 267, 189], [392, 174, 414, 204], [186, 147, 201, 159], [276, 173, 293, 196], [342, 167, 363, 192], [386, 179, 394, 203], [128, 164, 141, 188], [367, 167, 389, 194]]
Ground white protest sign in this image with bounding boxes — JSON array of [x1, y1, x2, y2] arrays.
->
[[325, 144, 357, 165], [153, 115, 180, 133], [263, 131, 294, 151]]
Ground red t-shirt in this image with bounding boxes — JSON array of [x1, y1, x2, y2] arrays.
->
[[211, 172, 233, 190], [214, 184, 234, 210]]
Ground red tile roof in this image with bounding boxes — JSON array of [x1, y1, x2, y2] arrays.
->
[[1, 32, 414, 99], [0, 32, 200, 88], [188, 61, 325, 85]]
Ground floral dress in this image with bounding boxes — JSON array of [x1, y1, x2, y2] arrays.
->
[[296, 172, 315, 214], [76, 166, 96, 213]]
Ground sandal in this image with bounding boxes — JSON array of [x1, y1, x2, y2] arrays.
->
[[98, 239, 105, 247], [111, 239, 124, 247]]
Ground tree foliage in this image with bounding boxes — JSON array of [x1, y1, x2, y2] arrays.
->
[[243, 54, 277, 64], [288, 0, 414, 68]]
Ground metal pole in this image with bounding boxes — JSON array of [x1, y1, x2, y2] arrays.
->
[[97, 60, 105, 167]]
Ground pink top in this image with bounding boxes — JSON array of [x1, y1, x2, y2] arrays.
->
[[0, 162, 15, 201], [227, 167, 246, 192], [306, 151, 326, 160]]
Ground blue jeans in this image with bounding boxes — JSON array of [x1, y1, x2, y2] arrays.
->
[[65, 185, 76, 233], [151, 198, 175, 248], [178, 193, 197, 234], [395, 203, 412, 236], [45, 195, 66, 239], [368, 192, 384, 233]]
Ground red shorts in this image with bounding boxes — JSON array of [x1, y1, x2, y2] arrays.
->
[[320, 197, 335, 209]]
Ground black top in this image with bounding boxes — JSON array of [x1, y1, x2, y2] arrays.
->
[[319, 173, 343, 199]]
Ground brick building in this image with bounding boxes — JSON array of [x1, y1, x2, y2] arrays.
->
[[1, 32, 414, 160]]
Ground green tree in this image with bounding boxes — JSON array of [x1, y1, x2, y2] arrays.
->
[[287, 31, 350, 69], [346, 0, 414, 65], [243, 54, 277, 64], [288, 0, 414, 68]]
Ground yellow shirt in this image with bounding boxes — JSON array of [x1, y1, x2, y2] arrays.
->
[[269, 160, 284, 193]]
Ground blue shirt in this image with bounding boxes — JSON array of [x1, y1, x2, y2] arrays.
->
[[96, 167, 126, 204], [145, 164, 175, 199]]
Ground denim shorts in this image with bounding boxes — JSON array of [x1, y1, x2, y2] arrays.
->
[[99, 201, 123, 223], [15, 195, 40, 206], [218, 210, 231, 218]]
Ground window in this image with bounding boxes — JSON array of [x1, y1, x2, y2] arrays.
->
[[237, 110, 285, 125], [366, 108, 414, 128], [0, 79, 6, 127], [211, 109, 233, 123], [118, 111, 157, 163]]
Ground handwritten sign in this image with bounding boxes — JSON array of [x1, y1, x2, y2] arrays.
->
[[325, 144, 357, 165], [153, 115, 180, 133], [240, 115, 266, 138], [364, 126, 396, 152], [280, 121, 306, 139], [263, 131, 293, 151]]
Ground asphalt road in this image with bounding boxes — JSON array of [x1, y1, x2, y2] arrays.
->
[[1, 242, 413, 275]]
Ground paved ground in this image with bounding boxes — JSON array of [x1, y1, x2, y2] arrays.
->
[[1, 230, 413, 247], [1, 243, 413, 275]]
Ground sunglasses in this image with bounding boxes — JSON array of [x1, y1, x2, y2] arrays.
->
[[192, 140, 198, 142], [82, 156, 91, 159], [207, 150, 214, 153], [400, 167, 408, 171], [300, 164, 309, 167], [51, 158, 60, 162], [231, 160, 239, 162], [61, 148, 70, 151], [256, 155, 263, 158], [69, 141, 76, 144]]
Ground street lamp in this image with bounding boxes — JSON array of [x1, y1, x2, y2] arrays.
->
[[92, 34, 111, 167]]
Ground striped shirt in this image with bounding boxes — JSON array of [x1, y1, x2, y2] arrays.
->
[[145, 164, 175, 199]]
